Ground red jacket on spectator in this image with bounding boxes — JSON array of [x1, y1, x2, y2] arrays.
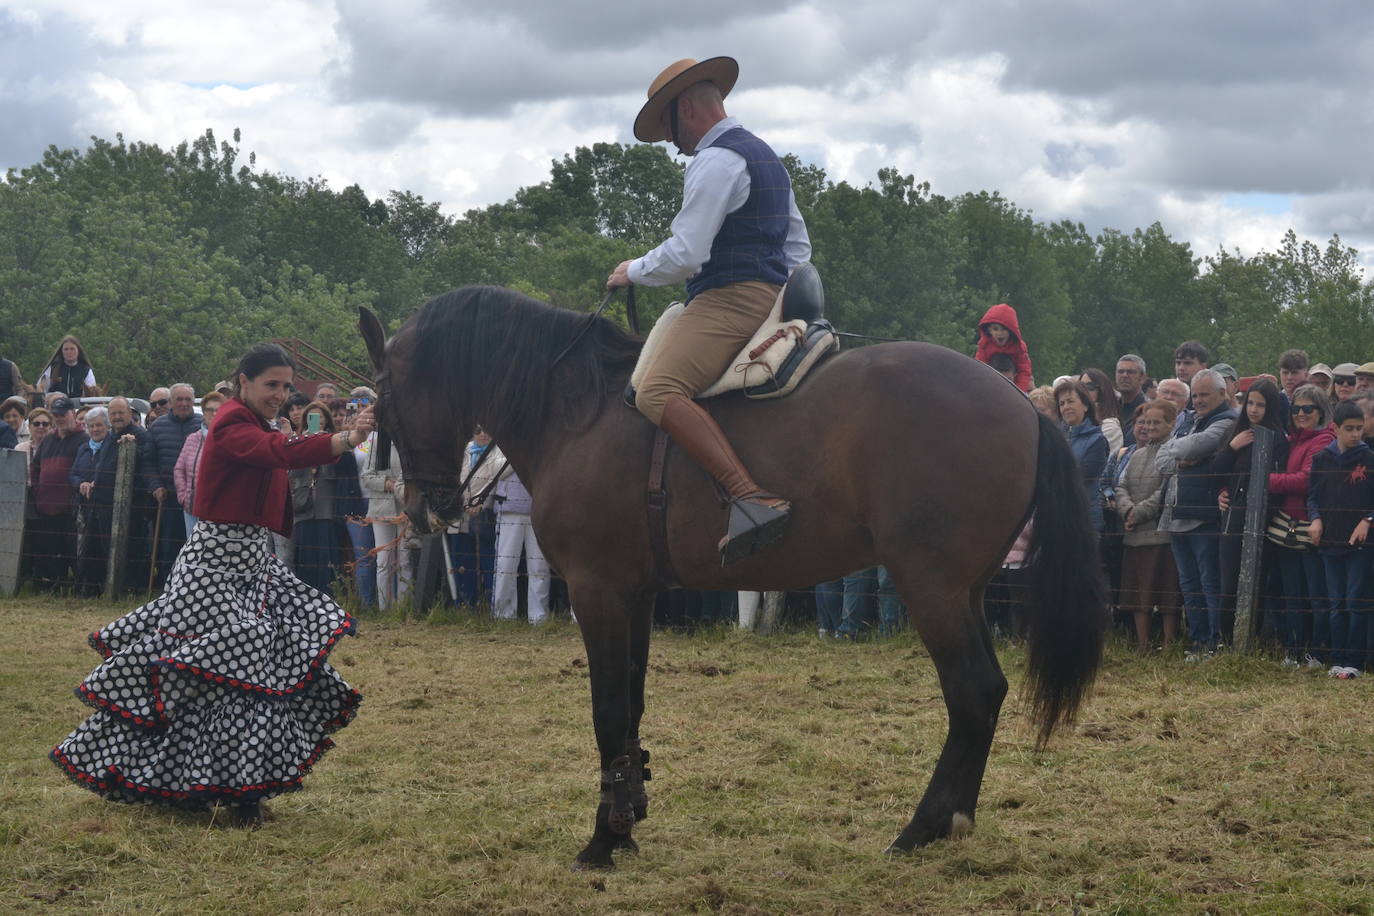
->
[[192, 397, 339, 536], [974, 302, 1033, 392], [33, 428, 88, 516], [1269, 424, 1336, 521]]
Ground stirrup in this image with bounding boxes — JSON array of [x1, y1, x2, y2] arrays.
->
[[718, 495, 792, 565]]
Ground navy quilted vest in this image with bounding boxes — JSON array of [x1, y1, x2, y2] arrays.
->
[[685, 127, 790, 301]]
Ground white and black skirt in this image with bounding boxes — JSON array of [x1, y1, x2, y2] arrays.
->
[[50, 520, 362, 809]]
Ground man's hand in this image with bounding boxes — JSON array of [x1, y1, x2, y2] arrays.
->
[[606, 260, 633, 289], [1308, 518, 1323, 546], [79, 481, 93, 498], [153, 487, 166, 504]]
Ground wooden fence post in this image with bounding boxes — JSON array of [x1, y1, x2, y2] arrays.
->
[[0, 449, 26, 596], [104, 438, 136, 599], [1233, 426, 1276, 653], [757, 591, 786, 635]]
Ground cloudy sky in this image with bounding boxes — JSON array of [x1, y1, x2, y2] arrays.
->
[[4, 1, 1373, 267]]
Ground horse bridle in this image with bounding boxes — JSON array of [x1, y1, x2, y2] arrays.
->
[[372, 286, 639, 516]]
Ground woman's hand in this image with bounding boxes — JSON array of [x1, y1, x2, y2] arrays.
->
[[1218, 489, 1230, 512], [1351, 519, 1370, 546], [1230, 429, 1255, 451], [348, 406, 375, 448], [384, 478, 396, 493]]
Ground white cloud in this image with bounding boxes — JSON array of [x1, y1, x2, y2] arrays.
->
[[3, 0, 1372, 274]]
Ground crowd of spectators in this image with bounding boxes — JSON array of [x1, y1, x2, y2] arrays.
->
[[1011, 344, 1374, 677], [1, 338, 513, 614], [7, 328, 1374, 674]]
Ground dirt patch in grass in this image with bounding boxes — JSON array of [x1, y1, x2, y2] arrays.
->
[[3, 597, 1374, 913]]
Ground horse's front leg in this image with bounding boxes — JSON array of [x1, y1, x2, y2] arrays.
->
[[570, 587, 648, 870]]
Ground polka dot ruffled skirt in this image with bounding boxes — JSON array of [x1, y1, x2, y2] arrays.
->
[[50, 520, 362, 809]]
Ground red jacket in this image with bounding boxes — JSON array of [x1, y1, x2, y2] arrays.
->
[[974, 302, 1033, 391], [1269, 425, 1335, 521], [192, 397, 340, 536]]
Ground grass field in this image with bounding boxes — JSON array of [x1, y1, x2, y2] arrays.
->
[[3, 596, 1374, 914]]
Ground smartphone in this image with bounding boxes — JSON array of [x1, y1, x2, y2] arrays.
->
[[307, 412, 322, 434]]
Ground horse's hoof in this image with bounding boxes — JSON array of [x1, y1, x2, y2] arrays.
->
[[572, 854, 616, 871], [613, 835, 640, 855], [573, 841, 617, 870], [884, 843, 912, 857]]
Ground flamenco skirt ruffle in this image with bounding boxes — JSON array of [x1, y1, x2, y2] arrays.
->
[[50, 520, 362, 809]]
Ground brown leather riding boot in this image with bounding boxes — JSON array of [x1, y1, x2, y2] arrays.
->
[[658, 395, 791, 564]]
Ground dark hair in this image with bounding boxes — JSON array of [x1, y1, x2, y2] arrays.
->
[[989, 353, 1016, 374], [2, 397, 27, 419], [278, 391, 311, 419], [1174, 340, 1210, 364], [232, 343, 297, 396], [46, 334, 92, 372], [411, 285, 643, 445], [1231, 378, 1289, 440], [1278, 349, 1309, 372], [1078, 367, 1120, 424], [1052, 379, 1098, 425], [1333, 399, 1365, 426]]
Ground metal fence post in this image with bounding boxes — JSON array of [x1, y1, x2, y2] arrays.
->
[[104, 438, 136, 599], [1233, 426, 1276, 653]]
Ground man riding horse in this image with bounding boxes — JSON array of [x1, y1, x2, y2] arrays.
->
[[607, 56, 812, 565]]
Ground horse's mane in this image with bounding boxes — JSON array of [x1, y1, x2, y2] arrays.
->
[[411, 286, 643, 443]]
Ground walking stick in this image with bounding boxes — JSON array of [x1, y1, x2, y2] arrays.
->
[[146, 497, 164, 594]]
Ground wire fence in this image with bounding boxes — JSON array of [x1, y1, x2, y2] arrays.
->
[[6, 434, 1374, 667]]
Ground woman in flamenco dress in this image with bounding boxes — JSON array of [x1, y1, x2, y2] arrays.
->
[[51, 343, 376, 827]]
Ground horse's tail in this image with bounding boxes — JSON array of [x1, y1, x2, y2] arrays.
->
[[1022, 411, 1107, 749]]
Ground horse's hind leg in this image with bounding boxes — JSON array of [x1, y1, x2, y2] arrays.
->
[[885, 559, 1008, 852]]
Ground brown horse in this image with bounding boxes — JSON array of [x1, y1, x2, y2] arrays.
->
[[359, 286, 1104, 869]]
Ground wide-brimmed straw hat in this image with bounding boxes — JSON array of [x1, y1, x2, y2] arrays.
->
[[633, 56, 739, 142]]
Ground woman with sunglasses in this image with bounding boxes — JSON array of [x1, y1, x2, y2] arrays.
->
[[1330, 363, 1360, 403], [1078, 368, 1123, 452], [1268, 385, 1336, 667]]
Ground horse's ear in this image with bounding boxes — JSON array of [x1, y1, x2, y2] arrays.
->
[[358, 307, 387, 373]]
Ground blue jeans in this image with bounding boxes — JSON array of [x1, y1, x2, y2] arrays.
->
[[1277, 547, 1329, 659], [1322, 549, 1373, 670], [824, 567, 905, 637], [1170, 524, 1221, 650], [814, 579, 844, 632], [446, 531, 495, 609], [346, 518, 377, 607]]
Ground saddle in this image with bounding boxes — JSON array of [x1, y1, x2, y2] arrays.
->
[[624, 263, 837, 407]]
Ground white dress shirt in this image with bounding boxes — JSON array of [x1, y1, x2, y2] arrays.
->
[[629, 117, 811, 288]]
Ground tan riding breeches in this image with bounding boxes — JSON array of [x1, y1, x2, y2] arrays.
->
[[635, 281, 782, 425]]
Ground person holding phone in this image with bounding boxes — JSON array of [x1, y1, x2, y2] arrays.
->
[[289, 402, 348, 594], [52, 344, 375, 828]]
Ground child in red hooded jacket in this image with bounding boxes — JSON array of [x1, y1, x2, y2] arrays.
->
[[975, 302, 1033, 392]]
